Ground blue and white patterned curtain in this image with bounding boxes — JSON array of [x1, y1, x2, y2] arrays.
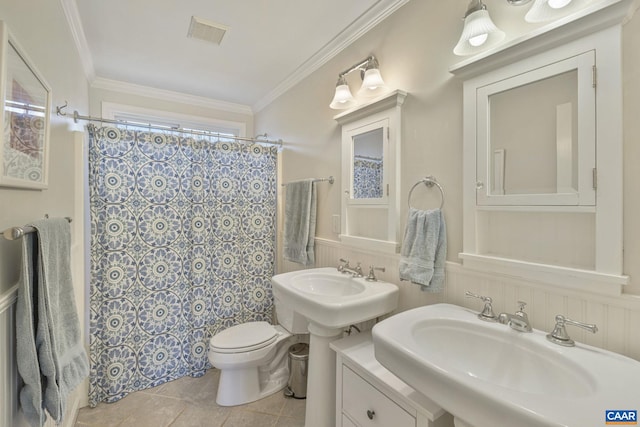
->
[[353, 156, 383, 199], [87, 125, 277, 405]]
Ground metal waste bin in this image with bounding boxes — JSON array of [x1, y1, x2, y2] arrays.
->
[[284, 343, 309, 399]]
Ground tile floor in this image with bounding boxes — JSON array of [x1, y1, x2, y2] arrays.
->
[[75, 369, 306, 427]]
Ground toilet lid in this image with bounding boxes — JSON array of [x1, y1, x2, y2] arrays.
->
[[210, 321, 278, 353]]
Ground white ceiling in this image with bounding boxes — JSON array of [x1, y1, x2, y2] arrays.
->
[[71, 0, 409, 111]]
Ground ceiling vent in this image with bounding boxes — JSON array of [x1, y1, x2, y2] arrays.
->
[[187, 16, 229, 45]]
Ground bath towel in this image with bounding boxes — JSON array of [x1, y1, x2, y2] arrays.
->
[[16, 218, 89, 426], [399, 208, 447, 292], [283, 179, 317, 265]]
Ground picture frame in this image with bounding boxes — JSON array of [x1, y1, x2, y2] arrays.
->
[[0, 20, 51, 189]]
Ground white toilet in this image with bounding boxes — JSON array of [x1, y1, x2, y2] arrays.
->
[[208, 296, 308, 406]]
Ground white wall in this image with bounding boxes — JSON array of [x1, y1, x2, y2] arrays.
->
[[256, 1, 640, 359], [89, 83, 255, 137], [0, 1, 90, 425]]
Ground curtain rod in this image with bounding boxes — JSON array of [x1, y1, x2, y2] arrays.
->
[[55, 104, 283, 148], [2, 217, 73, 241]]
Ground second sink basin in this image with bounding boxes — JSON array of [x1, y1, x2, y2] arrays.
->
[[373, 303, 640, 427], [272, 267, 398, 329]]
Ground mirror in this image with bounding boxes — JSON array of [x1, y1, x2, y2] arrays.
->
[[489, 70, 577, 196], [476, 50, 595, 206], [352, 127, 383, 199]]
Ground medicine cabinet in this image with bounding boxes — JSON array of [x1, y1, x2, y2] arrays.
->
[[476, 51, 596, 206], [335, 90, 407, 254], [451, 2, 631, 296]]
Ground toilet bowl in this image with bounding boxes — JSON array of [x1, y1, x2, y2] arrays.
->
[[208, 295, 308, 406]]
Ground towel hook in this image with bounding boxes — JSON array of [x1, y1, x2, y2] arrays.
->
[[407, 176, 445, 210]]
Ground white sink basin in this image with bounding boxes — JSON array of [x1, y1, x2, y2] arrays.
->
[[271, 267, 398, 329], [372, 303, 640, 427]]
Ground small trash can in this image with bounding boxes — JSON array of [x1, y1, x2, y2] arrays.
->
[[284, 343, 309, 399]]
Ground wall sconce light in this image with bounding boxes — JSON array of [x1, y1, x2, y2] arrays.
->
[[329, 55, 388, 110], [524, 0, 592, 23], [453, 0, 505, 56]]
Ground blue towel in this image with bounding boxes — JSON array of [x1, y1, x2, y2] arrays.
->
[[283, 180, 317, 265], [16, 218, 89, 426], [399, 208, 447, 292]]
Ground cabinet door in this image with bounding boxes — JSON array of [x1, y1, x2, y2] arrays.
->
[[343, 414, 359, 427], [342, 366, 415, 427]]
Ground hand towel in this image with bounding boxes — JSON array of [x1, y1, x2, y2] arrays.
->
[[16, 218, 89, 426], [399, 208, 447, 292], [16, 233, 46, 427], [283, 180, 317, 265]]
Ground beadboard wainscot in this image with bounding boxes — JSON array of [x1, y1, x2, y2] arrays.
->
[[278, 237, 640, 361]]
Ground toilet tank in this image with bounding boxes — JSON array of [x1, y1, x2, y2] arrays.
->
[[274, 294, 308, 334]]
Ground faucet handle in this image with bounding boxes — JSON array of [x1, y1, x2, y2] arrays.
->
[[515, 301, 529, 320], [465, 291, 497, 322], [337, 258, 350, 273], [546, 315, 598, 347], [366, 266, 386, 282]]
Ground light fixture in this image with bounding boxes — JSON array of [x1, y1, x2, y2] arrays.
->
[[329, 76, 357, 109], [524, 0, 592, 22], [329, 56, 388, 110], [453, 0, 505, 56]]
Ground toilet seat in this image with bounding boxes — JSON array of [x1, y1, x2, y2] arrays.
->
[[210, 321, 279, 354]]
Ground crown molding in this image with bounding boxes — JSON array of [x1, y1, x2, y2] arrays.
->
[[252, 0, 411, 112], [60, 0, 96, 82], [91, 78, 254, 116]]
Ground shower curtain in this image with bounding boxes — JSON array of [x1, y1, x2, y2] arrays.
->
[[87, 125, 277, 405]]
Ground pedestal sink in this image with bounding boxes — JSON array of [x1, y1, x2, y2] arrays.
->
[[272, 267, 398, 427], [373, 303, 640, 427]]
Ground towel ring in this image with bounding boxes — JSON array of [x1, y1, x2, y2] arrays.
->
[[407, 176, 445, 210]]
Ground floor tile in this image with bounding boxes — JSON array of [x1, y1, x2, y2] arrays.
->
[[281, 397, 306, 420], [222, 409, 278, 427], [243, 390, 286, 416], [75, 369, 307, 427], [118, 394, 187, 427], [169, 403, 232, 427]]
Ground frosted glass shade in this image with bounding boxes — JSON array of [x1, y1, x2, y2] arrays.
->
[[525, 0, 592, 23], [357, 69, 388, 97], [453, 9, 505, 56], [330, 84, 357, 109]]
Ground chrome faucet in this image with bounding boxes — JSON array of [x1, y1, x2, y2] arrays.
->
[[365, 266, 385, 282], [546, 314, 598, 347], [465, 291, 498, 322], [498, 301, 532, 333], [337, 258, 363, 277]]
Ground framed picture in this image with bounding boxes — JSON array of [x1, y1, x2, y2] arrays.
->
[[0, 21, 51, 189]]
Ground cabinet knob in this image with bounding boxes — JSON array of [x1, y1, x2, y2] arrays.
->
[[367, 409, 375, 420], [476, 181, 484, 190]]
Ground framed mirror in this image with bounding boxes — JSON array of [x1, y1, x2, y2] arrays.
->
[[352, 128, 384, 199], [476, 51, 595, 206], [0, 21, 51, 189], [347, 120, 387, 203]]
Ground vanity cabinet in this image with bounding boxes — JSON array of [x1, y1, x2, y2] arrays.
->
[[330, 332, 453, 427]]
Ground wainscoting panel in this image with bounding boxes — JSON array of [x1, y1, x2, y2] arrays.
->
[[1, 287, 22, 427], [280, 238, 640, 361]]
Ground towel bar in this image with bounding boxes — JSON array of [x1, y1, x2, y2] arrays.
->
[[1, 217, 73, 241], [281, 176, 334, 187]]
